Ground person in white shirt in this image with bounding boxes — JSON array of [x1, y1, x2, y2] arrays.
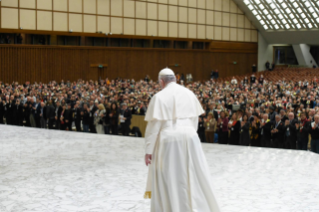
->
[[144, 68, 220, 212], [231, 77, 238, 85]]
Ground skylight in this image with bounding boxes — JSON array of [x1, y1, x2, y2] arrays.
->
[[244, 0, 319, 31]]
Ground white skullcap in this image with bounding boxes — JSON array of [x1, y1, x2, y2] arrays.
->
[[159, 68, 175, 76]]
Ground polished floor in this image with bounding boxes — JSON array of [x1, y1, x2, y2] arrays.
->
[[0, 124, 319, 212]]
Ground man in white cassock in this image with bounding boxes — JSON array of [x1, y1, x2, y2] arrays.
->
[[144, 68, 220, 212]]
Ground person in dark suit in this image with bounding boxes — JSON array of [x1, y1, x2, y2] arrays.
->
[[260, 113, 272, 147], [6, 96, 15, 125], [11, 98, 19, 125], [64, 104, 73, 131], [271, 115, 285, 148], [0, 98, 4, 124], [88, 101, 97, 133], [296, 112, 310, 151], [250, 74, 256, 84], [81, 103, 90, 132], [109, 102, 119, 135], [197, 114, 206, 143], [22, 102, 30, 126], [36, 102, 46, 128], [284, 112, 298, 149], [135, 101, 146, 115], [227, 113, 240, 145], [309, 115, 319, 154], [265, 61, 270, 70], [59, 104, 67, 130], [120, 103, 132, 136], [46, 100, 56, 129], [15, 99, 24, 126], [54, 101, 62, 130], [74, 101, 82, 132]]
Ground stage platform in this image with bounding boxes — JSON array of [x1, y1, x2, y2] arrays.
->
[[0, 125, 319, 212]]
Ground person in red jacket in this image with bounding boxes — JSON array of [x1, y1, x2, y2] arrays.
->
[[217, 110, 229, 144]]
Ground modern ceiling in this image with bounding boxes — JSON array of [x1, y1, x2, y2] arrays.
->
[[234, 0, 319, 44]]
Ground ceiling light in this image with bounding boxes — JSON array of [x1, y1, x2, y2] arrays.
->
[[275, 9, 280, 14], [296, 24, 301, 29], [282, 19, 287, 24], [266, 15, 272, 20], [289, 14, 294, 18], [308, 23, 313, 28], [255, 0, 260, 4], [270, 3, 276, 9], [260, 20, 265, 25], [285, 8, 291, 13], [317, 18, 319, 23], [297, 8, 302, 13], [264, 25, 269, 30], [293, 19, 298, 24], [259, 4, 265, 9], [278, 14, 284, 19], [256, 15, 262, 20], [282, 3, 287, 8], [263, 10, 269, 15], [244, 0, 250, 5], [293, 2, 298, 8], [248, 5, 254, 10], [305, 18, 309, 23], [271, 20, 276, 24], [275, 25, 279, 29], [301, 13, 306, 18], [313, 13, 318, 18], [309, 7, 314, 13], [305, 2, 311, 7], [252, 10, 258, 15], [285, 24, 290, 29]]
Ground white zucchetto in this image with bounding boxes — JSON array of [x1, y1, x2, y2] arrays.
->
[[159, 68, 175, 76]]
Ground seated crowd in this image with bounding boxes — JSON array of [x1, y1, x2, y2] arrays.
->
[[0, 69, 319, 153]]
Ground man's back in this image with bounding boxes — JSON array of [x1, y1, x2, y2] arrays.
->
[[144, 80, 220, 212], [145, 82, 203, 122]]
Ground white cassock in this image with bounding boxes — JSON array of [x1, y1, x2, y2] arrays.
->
[[144, 82, 220, 212]]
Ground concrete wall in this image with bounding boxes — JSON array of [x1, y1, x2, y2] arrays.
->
[[257, 32, 291, 71], [292, 44, 318, 67]]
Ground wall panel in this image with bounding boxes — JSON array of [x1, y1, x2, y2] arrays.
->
[[84, 15, 96, 33], [20, 10, 36, 30], [97, 16, 110, 33], [147, 3, 157, 20], [69, 0, 82, 13], [37, 11, 53, 31], [97, 0, 110, 15], [136, 2, 147, 19], [0, 44, 257, 83], [147, 20, 157, 36], [111, 17, 123, 34], [53, 0, 67, 11], [2, 0, 18, 7], [124, 0, 135, 18], [1, 8, 19, 29], [69, 14, 83, 32], [20, 0, 36, 9], [124, 18, 135, 35], [83, 0, 96, 14]]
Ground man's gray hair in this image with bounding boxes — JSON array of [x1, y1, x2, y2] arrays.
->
[[275, 114, 281, 118], [159, 75, 176, 85]]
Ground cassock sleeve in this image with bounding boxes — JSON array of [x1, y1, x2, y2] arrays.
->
[[145, 120, 164, 155]]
